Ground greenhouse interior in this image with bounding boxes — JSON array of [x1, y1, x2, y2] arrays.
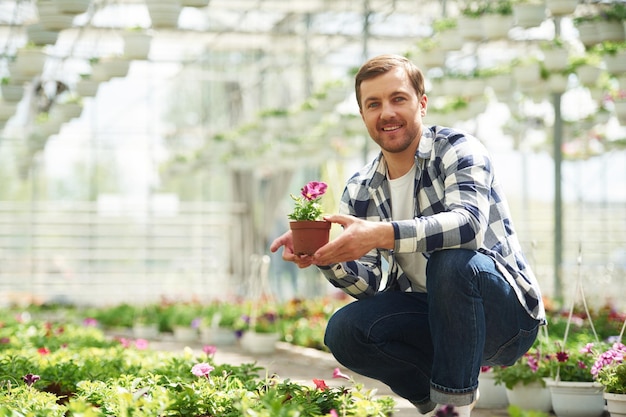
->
[[0, 0, 625, 416]]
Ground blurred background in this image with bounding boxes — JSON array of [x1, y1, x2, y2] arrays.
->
[[0, 0, 624, 309]]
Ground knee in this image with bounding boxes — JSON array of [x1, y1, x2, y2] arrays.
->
[[324, 308, 352, 352], [427, 249, 477, 294]]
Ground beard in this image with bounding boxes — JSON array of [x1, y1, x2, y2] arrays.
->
[[371, 120, 421, 154]]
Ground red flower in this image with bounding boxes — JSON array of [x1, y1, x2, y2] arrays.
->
[[37, 347, 50, 355], [313, 378, 329, 390], [556, 351, 569, 363]]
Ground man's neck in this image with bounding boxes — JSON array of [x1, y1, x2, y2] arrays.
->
[[383, 143, 419, 180]]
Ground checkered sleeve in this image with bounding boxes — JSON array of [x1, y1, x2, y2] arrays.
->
[[317, 166, 387, 299]]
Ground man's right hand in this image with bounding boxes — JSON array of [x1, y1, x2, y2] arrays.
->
[[270, 230, 315, 268]]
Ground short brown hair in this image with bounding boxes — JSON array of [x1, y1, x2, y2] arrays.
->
[[354, 54, 425, 110]]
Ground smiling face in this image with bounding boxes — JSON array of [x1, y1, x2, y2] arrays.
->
[[358, 66, 428, 158]]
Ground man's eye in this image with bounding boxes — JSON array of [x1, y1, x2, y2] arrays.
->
[[367, 102, 379, 109]]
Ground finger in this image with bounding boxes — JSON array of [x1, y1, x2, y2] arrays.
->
[[270, 231, 291, 252]]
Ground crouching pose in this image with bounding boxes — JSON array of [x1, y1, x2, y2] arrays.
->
[[271, 54, 545, 416]]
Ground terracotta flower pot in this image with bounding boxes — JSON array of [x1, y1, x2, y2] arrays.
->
[[289, 220, 331, 256]]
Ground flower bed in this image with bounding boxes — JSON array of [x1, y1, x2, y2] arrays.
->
[[0, 311, 394, 416]]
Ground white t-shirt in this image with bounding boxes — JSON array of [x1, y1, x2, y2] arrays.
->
[[389, 163, 428, 292]]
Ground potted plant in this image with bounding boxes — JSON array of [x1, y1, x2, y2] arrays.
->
[[598, 2, 626, 43], [476, 366, 509, 409], [288, 180, 331, 256], [14, 43, 48, 77], [198, 303, 239, 346], [540, 38, 570, 72], [237, 307, 281, 354], [122, 27, 152, 60], [0, 76, 24, 102], [132, 304, 161, 339], [594, 41, 626, 75], [165, 304, 202, 342], [570, 53, 603, 87], [492, 345, 553, 412], [432, 17, 463, 51], [482, 0, 514, 40], [545, 340, 607, 417], [593, 342, 626, 416], [512, 0, 547, 29]]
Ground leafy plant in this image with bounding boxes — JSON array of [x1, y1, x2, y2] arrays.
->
[[593, 342, 626, 394], [492, 345, 551, 389], [288, 181, 328, 221], [547, 340, 608, 382]]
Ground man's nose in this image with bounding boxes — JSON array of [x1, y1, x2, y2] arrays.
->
[[380, 101, 395, 118]]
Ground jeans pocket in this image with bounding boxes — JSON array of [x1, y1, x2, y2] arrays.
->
[[484, 325, 539, 366]]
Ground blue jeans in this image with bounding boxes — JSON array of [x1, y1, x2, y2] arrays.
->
[[324, 249, 540, 411]]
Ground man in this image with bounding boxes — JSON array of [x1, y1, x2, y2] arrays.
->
[[270, 54, 545, 416]]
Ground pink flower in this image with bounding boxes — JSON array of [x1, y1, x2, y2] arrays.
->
[[134, 339, 149, 350], [592, 342, 626, 377], [332, 367, 351, 381], [203, 345, 217, 356], [37, 347, 50, 355], [83, 317, 99, 327], [301, 181, 328, 201], [118, 338, 131, 348], [191, 363, 214, 378], [330, 410, 339, 417], [580, 343, 594, 354]]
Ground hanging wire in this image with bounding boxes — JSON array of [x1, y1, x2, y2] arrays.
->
[[557, 241, 600, 382], [619, 310, 626, 342], [562, 242, 599, 346]]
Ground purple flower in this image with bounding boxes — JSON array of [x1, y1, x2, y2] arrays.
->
[[436, 405, 458, 417], [23, 374, 40, 386], [301, 181, 328, 201]]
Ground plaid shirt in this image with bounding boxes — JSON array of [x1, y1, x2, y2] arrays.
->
[[319, 126, 545, 321]]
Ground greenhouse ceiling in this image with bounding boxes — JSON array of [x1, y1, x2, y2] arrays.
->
[[0, 0, 444, 59]]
